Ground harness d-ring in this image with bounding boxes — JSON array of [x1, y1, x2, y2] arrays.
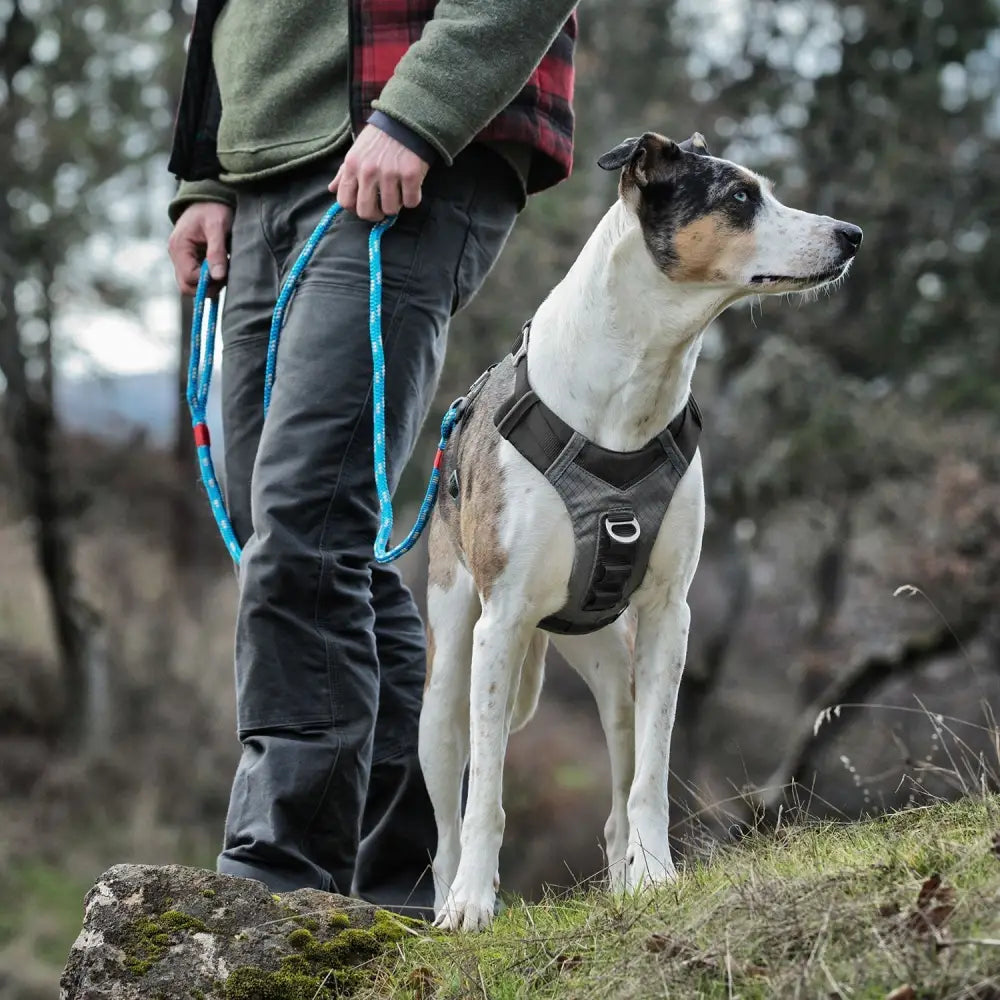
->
[[605, 514, 641, 545]]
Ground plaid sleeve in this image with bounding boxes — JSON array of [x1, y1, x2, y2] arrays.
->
[[370, 0, 578, 164]]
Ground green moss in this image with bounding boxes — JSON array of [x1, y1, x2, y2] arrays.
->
[[286, 928, 313, 950], [201, 889, 216, 899], [279, 953, 311, 976], [224, 910, 406, 998], [285, 926, 380, 969], [120, 910, 211, 977], [223, 966, 335, 1000], [292, 916, 319, 932], [124, 958, 155, 977], [191, 990, 206, 1000], [223, 965, 365, 1000], [371, 910, 413, 942], [160, 910, 209, 934]]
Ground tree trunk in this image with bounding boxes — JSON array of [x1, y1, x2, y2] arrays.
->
[[168, 1, 203, 574], [171, 292, 198, 570], [1, 2, 103, 748], [0, 219, 96, 748]]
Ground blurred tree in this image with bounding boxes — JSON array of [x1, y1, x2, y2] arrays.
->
[[0, 0, 180, 746], [163, 0, 201, 575], [402, 0, 700, 502], [680, 0, 1000, 423]]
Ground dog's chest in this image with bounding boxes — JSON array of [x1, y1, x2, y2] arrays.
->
[[439, 346, 702, 634]]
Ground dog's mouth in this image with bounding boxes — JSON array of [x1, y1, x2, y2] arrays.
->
[[750, 263, 850, 289]]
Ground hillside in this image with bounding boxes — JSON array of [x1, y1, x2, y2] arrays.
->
[[366, 796, 1000, 1000], [60, 796, 1000, 1000], [56, 371, 222, 446]]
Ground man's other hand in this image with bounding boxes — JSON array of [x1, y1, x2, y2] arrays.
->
[[168, 202, 234, 297], [329, 125, 430, 221]]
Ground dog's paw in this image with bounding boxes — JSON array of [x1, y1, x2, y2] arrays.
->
[[624, 846, 677, 891], [606, 857, 628, 892], [433, 885, 497, 932]]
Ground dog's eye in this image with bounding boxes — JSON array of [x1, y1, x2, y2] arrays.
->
[[732, 189, 749, 203]]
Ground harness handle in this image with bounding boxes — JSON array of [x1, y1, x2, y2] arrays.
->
[[187, 203, 461, 566]]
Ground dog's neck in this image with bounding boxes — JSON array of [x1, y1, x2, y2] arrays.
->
[[527, 201, 734, 452]]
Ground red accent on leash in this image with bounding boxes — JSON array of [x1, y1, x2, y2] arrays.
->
[[193, 423, 211, 448], [433, 448, 443, 470]]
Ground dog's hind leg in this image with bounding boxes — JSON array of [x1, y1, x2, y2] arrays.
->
[[553, 612, 636, 889], [420, 525, 479, 917]]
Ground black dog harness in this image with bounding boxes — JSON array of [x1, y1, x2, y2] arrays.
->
[[451, 323, 701, 635]]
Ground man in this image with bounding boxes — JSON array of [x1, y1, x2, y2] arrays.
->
[[166, 1, 577, 915]]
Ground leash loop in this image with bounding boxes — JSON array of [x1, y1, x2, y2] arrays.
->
[[187, 203, 460, 566]]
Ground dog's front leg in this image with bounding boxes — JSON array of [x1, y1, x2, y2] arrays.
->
[[435, 612, 531, 932], [625, 599, 690, 889]]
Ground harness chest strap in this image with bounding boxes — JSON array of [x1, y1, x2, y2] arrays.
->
[[488, 321, 702, 635]]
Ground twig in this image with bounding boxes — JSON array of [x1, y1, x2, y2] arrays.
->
[[309, 969, 335, 1000], [756, 622, 966, 814]]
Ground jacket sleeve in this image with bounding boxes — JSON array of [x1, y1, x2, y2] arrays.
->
[[168, 179, 238, 225], [370, 1, 577, 165]]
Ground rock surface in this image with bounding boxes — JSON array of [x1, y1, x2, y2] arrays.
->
[[59, 864, 414, 1000]]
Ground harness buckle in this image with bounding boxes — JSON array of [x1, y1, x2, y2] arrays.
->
[[511, 321, 531, 364], [605, 514, 641, 545]]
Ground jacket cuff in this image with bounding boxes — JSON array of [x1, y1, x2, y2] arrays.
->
[[367, 111, 439, 166], [168, 179, 238, 225]]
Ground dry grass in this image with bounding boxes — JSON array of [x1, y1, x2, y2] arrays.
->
[[362, 795, 1000, 1000]]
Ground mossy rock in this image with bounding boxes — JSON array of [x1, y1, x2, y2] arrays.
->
[[59, 864, 410, 1000]]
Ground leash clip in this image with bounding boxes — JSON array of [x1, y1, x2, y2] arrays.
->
[[449, 395, 468, 423]]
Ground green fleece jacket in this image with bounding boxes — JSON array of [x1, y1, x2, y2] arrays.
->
[[169, 0, 576, 222]]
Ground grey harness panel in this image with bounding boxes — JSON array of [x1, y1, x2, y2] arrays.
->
[[450, 323, 701, 636]]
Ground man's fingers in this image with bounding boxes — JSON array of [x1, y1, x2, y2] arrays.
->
[[337, 172, 359, 214], [327, 164, 344, 194], [175, 271, 199, 296], [172, 243, 202, 296], [378, 178, 403, 217], [401, 170, 423, 210], [355, 168, 384, 222], [167, 203, 233, 297], [205, 217, 229, 281]]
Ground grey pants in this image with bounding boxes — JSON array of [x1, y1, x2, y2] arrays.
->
[[217, 145, 521, 912]]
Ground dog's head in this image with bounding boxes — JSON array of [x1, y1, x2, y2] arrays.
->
[[598, 131, 861, 295]]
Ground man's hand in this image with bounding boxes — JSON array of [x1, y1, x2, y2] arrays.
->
[[329, 125, 430, 221], [168, 201, 234, 297]]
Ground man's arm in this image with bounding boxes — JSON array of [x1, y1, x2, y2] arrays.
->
[[333, 1, 577, 220], [169, 179, 237, 226], [373, 0, 577, 164]]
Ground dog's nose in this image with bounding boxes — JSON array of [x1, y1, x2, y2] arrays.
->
[[835, 224, 863, 257]]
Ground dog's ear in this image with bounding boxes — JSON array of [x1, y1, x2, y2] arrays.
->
[[679, 132, 710, 156], [597, 132, 682, 187], [597, 136, 642, 171]]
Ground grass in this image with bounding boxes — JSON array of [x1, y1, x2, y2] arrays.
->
[[0, 861, 94, 967], [357, 795, 1000, 1000]]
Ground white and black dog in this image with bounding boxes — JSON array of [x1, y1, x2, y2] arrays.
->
[[420, 131, 862, 931]]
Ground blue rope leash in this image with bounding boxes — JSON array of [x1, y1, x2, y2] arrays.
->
[[187, 203, 461, 566]]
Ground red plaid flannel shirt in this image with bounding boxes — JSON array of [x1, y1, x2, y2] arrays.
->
[[170, 1, 576, 195]]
